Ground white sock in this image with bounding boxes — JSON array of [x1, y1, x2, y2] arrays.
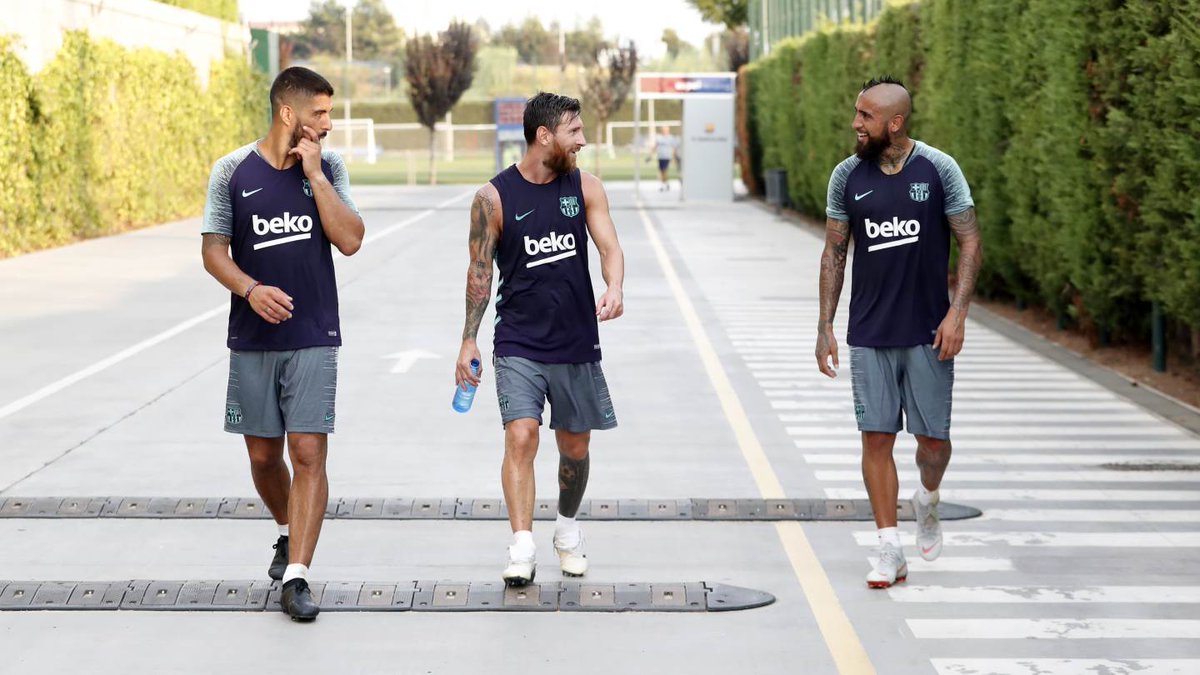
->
[[554, 514, 580, 547], [282, 563, 308, 584], [878, 527, 901, 548], [277, 523, 289, 537], [916, 487, 938, 506], [510, 530, 535, 559]]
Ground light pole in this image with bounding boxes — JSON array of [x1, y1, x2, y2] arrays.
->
[[343, 0, 354, 160]]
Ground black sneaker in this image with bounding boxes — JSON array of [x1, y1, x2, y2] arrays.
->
[[280, 578, 319, 621], [269, 536, 288, 580]]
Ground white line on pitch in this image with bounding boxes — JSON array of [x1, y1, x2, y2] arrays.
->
[[909, 618, 1200, 639]]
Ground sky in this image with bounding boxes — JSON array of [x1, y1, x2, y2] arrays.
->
[[239, 0, 726, 59]]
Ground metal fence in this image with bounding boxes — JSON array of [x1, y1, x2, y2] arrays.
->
[[748, 0, 888, 60]]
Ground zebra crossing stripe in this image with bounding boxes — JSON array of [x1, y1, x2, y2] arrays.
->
[[790, 426, 1190, 438], [853, 531, 1200, 547], [867, 557, 1013, 572], [802, 439, 1200, 450], [930, 659, 1200, 675], [978, 509, 1200, 522], [831, 487, 1200, 502], [802, 453, 1200, 465], [890, 585, 1200, 603], [908, 618, 1200, 639], [774, 408, 1163, 423], [814, 469, 1200, 483]]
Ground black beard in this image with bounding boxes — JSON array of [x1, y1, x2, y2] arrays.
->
[[855, 131, 891, 161], [289, 124, 326, 148]]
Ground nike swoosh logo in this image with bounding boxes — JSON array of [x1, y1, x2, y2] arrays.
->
[[854, 190, 873, 201], [515, 209, 535, 221], [242, 188, 264, 198]]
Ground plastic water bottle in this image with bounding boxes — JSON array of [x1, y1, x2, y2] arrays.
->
[[452, 359, 481, 413]]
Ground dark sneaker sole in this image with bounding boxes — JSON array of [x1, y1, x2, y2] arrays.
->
[[503, 570, 536, 587]]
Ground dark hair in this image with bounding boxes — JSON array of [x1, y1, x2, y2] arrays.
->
[[523, 92, 582, 144], [270, 67, 335, 116], [861, 75, 907, 92]]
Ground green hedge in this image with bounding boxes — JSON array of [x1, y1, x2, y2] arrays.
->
[[743, 0, 1200, 344], [156, 0, 238, 23], [0, 38, 39, 256], [0, 32, 266, 257]]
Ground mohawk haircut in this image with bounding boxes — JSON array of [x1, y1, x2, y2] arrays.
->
[[861, 75, 908, 93], [523, 92, 582, 144], [270, 67, 335, 116]]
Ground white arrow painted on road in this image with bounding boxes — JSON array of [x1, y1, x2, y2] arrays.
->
[[384, 350, 441, 374]]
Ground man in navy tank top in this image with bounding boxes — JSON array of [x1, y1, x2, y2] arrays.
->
[[456, 92, 626, 586], [815, 77, 983, 589], [200, 67, 364, 620]]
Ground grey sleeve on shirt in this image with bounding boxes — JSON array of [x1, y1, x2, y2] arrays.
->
[[917, 143, 975, 216], [201, 145, 255, 237], [322, 150, 360, 216], [825, 155, 860, 222]]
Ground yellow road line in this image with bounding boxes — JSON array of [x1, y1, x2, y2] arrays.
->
[[638, 205, 874, 675]]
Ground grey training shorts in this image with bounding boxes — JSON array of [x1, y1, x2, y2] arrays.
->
[[224, 346, 339, 437], [494, 356, 617, 432], [850, 344, 954, 440]]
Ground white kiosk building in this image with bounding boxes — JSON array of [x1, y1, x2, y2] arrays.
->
[[633, 72, 738, 202]]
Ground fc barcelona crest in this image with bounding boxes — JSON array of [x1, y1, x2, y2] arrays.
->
[[559, 195, 580, 218], [909, 182, 930, 202], [302, 178, 313, 198]]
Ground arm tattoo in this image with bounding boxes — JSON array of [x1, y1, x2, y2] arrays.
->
[[201, 233, 231, 252], [557, 453, 590, 518], [818, 218, 851, 335], [462, 191, 497, 340], [948, 208, 982, 317]]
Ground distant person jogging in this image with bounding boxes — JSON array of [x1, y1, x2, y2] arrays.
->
[[815, 76, 983, 589], [200, 66, 364, 620], [455, 92, 626, 587]]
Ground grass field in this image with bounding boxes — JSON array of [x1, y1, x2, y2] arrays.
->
[[344, 148, 682, 185]]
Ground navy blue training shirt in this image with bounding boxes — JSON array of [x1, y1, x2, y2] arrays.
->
[[490, 165, 601, 364], [201, 141, 359, 351], [826, 141, 974, 348]]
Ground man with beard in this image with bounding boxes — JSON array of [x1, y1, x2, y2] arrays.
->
[[815, 76, 982, 588], [200, 66, 364, 620], [456, 92, 625, 586]]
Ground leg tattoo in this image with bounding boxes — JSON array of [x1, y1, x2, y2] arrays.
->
[[557, 453, 590, 518]]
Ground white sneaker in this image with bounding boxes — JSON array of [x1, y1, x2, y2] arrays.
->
[[913, 489, 943, 561], [553, 530, 588, 577], [502, 545, 536, 587], [866, 542, 908, 589]]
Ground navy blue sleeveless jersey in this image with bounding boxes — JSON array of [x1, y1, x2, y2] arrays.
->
[[826, 141, 974, 348], [489, 165, 601, 364], [201, 141, 359, 351]]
